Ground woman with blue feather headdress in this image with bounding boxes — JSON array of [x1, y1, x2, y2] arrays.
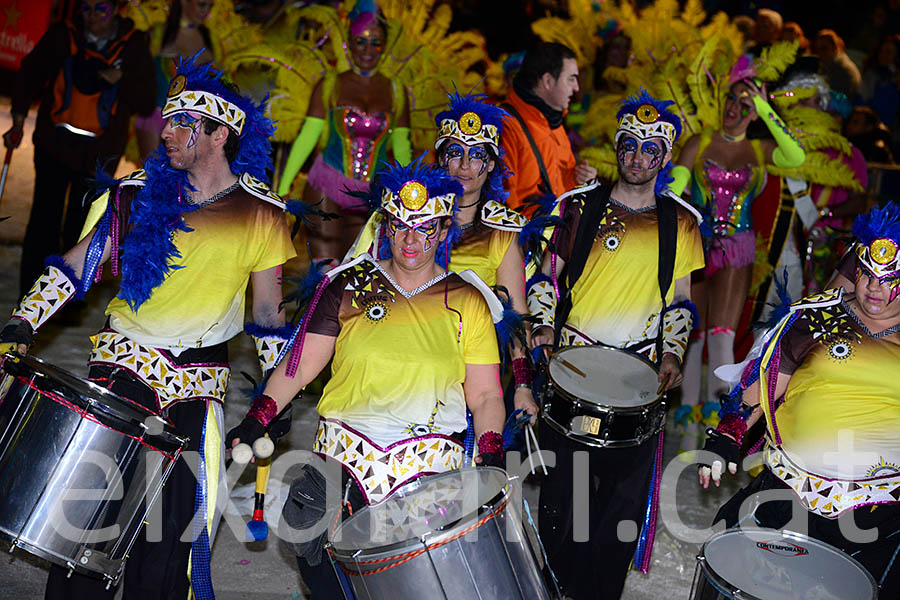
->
[[349, 91, 542, 425], [698, 201, 900, 597], [225, 158, 508, 597]]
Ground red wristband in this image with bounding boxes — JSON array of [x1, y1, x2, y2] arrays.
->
[[716, 413, 747, 446], [512, 357, 532, 387], [246, 394, 278, 427], [477, 430, 504, 457]]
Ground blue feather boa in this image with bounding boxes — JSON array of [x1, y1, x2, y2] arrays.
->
[[118, 148, 194, 311]]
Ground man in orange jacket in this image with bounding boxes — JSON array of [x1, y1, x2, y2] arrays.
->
[[501, 42, 596, 214]]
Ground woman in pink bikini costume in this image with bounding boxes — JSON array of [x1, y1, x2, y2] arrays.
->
[[676, 55, 805, 439], [277, 0, 411, 264]]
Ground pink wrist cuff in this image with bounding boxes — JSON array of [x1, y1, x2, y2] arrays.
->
[[512, 357, 532, 387], [716, 413, 747, 446], [247, 394, 278, 427], [477, 430, 504, 456]]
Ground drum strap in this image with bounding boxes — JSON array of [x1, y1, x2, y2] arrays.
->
[[655, 195, 678, 361], [554, 188, 679, 361], [554, 184, 611, 346]]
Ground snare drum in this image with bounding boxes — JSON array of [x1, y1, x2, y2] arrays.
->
[[691, 528, 878, 600], [542, 345, 665, 448], [329, 467, 551, 600], [0, 354, 187, 586]]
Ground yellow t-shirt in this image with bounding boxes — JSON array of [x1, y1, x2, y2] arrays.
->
[[450, 226, 517, 287], [306, 256, 500, 447], [555, 196, 704, 358], [772, 298, 900, 480], [107, 188, 296, 347]]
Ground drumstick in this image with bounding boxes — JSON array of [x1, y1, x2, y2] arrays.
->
[[559, 358, 587, 378], [246, 435, 274, 542]]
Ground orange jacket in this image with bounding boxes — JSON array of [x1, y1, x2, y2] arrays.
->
[[501, 89, 576, 214]]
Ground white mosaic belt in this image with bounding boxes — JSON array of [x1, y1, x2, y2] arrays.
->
[[766, 443, 900, 519], [312, 418, 463, 504], [88, 330, 231, 411]]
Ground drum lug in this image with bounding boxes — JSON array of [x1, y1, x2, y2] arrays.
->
[[607, 412, 615, 425], [75, 547, 118, 576]]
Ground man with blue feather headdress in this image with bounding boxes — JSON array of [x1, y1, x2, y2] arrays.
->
[[526, 89, 705, 598], [1, 54, 298, 599]]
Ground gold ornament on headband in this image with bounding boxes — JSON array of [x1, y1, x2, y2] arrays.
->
[[871, 238, 898, 265], [635, 104, 659, 124], [459, 112, 483, 135], [168, 75, 187, 96], [399, 181, 428, 210]]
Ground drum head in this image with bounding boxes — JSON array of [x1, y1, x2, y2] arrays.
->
[[548, 345, 659, 408], [701, 529, 877, 599], [330, 467, 508, 553]]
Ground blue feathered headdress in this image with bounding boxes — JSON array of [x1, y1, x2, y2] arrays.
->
[[434, 91, 509, 151], [852, 202, 900, 278], [164, 52, 276, 183], [434, 92, 510, 203], [373, 155, 463, 268], [853, 202, 900, 247], [615, 88, 682, 150]]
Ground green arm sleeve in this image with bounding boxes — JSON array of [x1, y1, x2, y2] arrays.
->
[[391, 126, 412, 166], [669, 165, 691, 197], [752, 95, 805, 169], [277, 116, 325, 197]]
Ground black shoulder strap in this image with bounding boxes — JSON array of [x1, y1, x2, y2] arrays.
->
[[553, 184, 611, 346], [501, 102, 554, 195], [655, 194, 679, 361]]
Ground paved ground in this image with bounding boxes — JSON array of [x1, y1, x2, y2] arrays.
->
[[0, 103, 750, 599]]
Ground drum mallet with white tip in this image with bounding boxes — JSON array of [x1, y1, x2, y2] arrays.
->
[[247, 434, 273, 542]]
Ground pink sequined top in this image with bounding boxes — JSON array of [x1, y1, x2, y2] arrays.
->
[[693, 158, 765, 236], [322, 106, 391, 181]]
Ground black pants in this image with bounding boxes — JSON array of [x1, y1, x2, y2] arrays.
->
[[538, 422, 658, 600], [45, 358, 217, 599], [20, 146, 97, 295], [715, 468, 900, 598]]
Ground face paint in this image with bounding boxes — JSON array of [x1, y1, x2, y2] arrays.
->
[[170, 112, 202, 148], [617, 136, 637, 165], [641, 140, 664, 170], [387, 217, 441, 250], [442, 143, 490, 175], [858, 264, 900, 303]]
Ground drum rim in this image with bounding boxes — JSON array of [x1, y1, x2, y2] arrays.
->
[[547, 344, 661, 410], [329, 467, 510, 558], [696, 528, 879, 600], [1, 353, 188, 447], [540, 403, 665, 449]]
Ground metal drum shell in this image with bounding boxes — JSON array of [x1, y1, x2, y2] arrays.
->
[[0, 354, 187, 584], [690, 528, 879, 600], [541, 346, 666, 448], [329, 468, 551, 600]]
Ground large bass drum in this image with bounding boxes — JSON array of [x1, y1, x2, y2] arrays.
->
[[691, 528, 878, 599], [542, 344, 665, 447], [0, 354, 188, 587], [329, 467, 551, 600]]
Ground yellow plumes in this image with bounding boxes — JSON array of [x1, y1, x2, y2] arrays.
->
[[770, 151, 865, 193], [125, 0, 169, 31], [755, 41, 799, 82]]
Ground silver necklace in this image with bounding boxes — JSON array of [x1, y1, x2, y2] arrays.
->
[[193, 181, 239, 208], [841, 299, 900, 339]]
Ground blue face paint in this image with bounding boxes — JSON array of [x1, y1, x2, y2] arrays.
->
[[641, 139, 664, 170], [170, 112, 201, 148], [442, 142, 490, 175], [387, 217, 441, 250]]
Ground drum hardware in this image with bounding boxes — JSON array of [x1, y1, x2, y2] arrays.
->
[[329, 468, 551, 600], [542, 345, 666, 449], [0, 354, 188, 588]]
